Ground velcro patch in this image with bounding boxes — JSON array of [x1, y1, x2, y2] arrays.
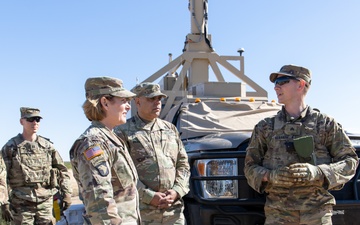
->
[[84, 145, 103, 160], [95, 162, 109, 176]]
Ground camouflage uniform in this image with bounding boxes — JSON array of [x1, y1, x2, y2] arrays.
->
[[0, 133, 72, 225], [114, 82, 190, 225], [115, 112, 190, 224], [0, 154, 9, 225], [244, 106, 358, 224], [70, 121, 140, 225], [70, 76, 140, 225]]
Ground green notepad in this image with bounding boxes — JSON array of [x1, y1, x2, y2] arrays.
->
[[293, 135, 316, 165]]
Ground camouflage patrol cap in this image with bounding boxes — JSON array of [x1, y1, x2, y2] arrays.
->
[[132, 82, 167, 98], [85, 77, 136, 99], [20, 107, 42, 118], [270, 64, 312, 84]]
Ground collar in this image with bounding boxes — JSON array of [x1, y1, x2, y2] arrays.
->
[[133, 114, 169, 132], [91, 121, 122, 146], [281, 105, 309, 122]]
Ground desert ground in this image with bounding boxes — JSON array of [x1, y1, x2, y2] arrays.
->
[[68, 169, 83, 205]]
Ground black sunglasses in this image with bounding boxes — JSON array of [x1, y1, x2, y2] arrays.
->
[[274, 76, 299, 86], [25, 117, 41, 123]]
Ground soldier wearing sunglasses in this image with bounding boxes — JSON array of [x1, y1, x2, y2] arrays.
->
[[244, 65, 358, 225], [0, 107, 72, 225]]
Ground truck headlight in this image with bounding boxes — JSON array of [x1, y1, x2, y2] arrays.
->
[[196, 158, 238, 199]]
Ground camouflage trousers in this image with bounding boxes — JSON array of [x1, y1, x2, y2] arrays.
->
[[264, 204, 333, 225], [140, 204, 186, 225], [0, 209, 10, 225], [9, 196, 55, 225]]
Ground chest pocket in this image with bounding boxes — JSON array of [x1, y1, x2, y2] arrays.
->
[[131, 132, 155, 163], [17, 143, 52, 184], [161, 129, 179, 165], [265, 128, 299, 169], [112, 145, 136, 192], [267, 111, 331, 167]]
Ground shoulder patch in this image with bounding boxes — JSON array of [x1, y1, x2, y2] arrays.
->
[[95, 161, 109, 176], [84, 145, 103, 160]]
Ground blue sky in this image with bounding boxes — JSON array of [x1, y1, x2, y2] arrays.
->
[[1, 1, 359, 161]]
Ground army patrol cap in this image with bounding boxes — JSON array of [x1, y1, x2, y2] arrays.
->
[[85, 77, 136, 99], [270, 64, 312, 84], [132, 82, 167, 98], [20, 107, 42, 118]]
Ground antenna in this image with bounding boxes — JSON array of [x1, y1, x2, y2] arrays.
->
[[136, 0, 268, 118]]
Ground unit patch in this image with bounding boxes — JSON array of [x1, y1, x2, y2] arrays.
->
[[95, 161, 109, 176], [84, 145, 103, 160]]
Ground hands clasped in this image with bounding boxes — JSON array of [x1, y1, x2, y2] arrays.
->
[[269, 163, 323, 186], [150, 189, 179, 210], [288, 163, 324, 183], [269, 166, 293, 186]]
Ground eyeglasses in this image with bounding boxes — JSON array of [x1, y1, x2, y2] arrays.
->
[[274, 76, 299, 86], [25, 117, 41, 123]]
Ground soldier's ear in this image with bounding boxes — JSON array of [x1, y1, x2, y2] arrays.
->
[[299, 79, 306, 89], [100, 96, 109, 108], [135, 97, 141, 105]]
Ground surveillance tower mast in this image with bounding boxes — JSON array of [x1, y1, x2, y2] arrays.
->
[[136, 0, 268, 118]]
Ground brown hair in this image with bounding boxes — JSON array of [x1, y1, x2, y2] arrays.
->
[[82, 95, 114, 121]]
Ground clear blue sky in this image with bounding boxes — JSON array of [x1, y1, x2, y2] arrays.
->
[[1, 1, 359, 161]]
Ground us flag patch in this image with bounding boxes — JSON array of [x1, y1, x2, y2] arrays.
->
[[84, 145, 103, 160]]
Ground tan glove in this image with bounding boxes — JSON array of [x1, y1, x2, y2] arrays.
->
[[268, 166, 294, 186], [289, 163, 324, 183], [1, 204, 13, 222], [62, 194, 72, 211]]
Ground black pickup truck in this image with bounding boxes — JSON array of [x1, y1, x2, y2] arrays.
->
[[166, 101, 360, 225], [55, 101, 359, 225]]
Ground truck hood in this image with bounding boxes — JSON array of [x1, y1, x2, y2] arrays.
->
[[183, 132, 252, 153]]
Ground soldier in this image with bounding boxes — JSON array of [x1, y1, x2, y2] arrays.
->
[[244, 64, 359, 225], [0, 107, 72, 225], [115, 82, 190, 225], [69, 77, 140, 224]]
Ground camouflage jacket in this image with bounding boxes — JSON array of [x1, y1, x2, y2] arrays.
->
[[0, 133, 72, 203], [115, 114, 190, 209], [244, 106, 358, 210], [69, 121, 140, 225]]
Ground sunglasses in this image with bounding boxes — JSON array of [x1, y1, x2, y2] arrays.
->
[[274, 76, 299, 86], [25, 117, 41, 123]]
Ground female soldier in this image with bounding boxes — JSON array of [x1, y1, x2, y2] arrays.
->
[[69, 77, 140, 224]]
